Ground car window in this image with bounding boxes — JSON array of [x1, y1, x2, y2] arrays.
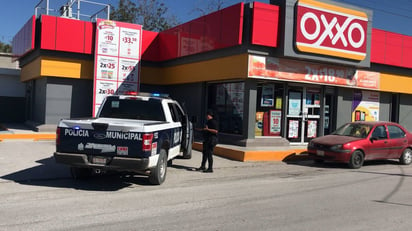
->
[[333, 123, 372, 138], [168, 103, 178, 122], [168, 103, 184, 122], [371, 125, 388, 139], [388, 125, 406, 139]]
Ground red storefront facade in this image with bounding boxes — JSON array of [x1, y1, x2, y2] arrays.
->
[[12, 0, 412, 146]]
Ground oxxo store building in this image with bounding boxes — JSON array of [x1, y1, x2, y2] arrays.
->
[[13, 0, 412, 147]]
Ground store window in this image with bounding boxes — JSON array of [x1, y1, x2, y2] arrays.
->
[[256, 83, 284, 136], [208, 82, 244, 134]]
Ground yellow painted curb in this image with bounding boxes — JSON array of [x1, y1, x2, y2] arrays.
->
[[193, 142, 308, 162], [0, 133, 56, 141]]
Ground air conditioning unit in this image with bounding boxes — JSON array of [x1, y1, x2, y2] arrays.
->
[[60, 5, 73, 18]]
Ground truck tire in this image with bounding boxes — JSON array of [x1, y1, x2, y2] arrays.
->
[[70, 167, 92, 180], [149, 149, 167, 185]]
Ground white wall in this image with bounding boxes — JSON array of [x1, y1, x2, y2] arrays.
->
[[0, 53, 24, 97]]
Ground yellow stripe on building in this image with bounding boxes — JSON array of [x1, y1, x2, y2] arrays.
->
[[380, 73, 412, 94], [21, 56, 93, 82], [141, 54, 249, 85]]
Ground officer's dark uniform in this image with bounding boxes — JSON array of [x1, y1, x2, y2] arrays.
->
[[199, 111, 218, 172]]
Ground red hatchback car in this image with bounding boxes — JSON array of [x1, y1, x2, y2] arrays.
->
[[307, 121, 412, 169]]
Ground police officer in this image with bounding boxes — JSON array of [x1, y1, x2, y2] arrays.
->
[[197, 110, 218, 173]]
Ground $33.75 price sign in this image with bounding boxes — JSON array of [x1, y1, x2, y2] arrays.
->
[[122, 36, 137, 44]]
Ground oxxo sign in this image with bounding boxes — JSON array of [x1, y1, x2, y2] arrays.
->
[[295, 0, 368, 61]]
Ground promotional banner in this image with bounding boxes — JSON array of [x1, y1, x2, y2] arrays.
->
[[93, 19, 142, 116], [248, 55, 380, 90]]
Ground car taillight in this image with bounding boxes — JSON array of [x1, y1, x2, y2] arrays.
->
[[142, 133, 153, 151], [56, 127, 60, 145]]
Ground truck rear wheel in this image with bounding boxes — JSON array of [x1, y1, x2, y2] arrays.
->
[[149, 149, 167, 185]]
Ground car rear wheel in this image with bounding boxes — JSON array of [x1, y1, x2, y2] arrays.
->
[[149, 149, 167, 185], [399, 148, 412, 165], [348, 150, 364, 169]]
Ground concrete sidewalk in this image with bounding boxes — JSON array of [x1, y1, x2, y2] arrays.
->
[[0, 123, 309, 162]]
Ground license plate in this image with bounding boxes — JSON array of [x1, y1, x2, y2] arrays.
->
[[92, 157, 106, 165], [316, 150, 325, 156]]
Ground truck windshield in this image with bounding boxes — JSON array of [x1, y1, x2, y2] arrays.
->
[[99, 98, 166, 121]]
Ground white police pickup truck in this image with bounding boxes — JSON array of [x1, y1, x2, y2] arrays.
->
[[54, 92, 193, 185]]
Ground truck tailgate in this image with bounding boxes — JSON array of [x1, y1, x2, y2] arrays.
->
[[56, 118, 165, 158]]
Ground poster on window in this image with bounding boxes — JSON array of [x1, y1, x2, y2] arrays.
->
[[261, 84, 274, 107], [288, 120, 299, 138], [270, 110, 282, 135], [288, 92, 301, 116], [226, 82, 244, 116], [307, 120, 317, 138], [324, 116, 329, 129], [216, 85, 225, 105], [255, 112, 264, 136], [351, 90, 379, 121]]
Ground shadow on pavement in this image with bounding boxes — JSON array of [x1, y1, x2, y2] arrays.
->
[[0, 123, 8, 131], [283, 155, 404, 169], [0, 157, 166, 191]]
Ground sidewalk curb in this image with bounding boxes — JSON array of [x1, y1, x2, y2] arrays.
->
[[0, 134, 311, 163], [193, 142, 310, 162], [0, 133, 56, 142]]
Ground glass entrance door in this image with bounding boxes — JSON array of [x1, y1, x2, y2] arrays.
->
[[286, 86, 321, 144]]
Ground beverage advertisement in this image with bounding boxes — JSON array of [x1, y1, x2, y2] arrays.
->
[[352, 90, 380, 121]]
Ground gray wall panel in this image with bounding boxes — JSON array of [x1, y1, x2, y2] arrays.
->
[[45, 83, 72, 124], [336, 88, 353, 127], [45, 78, 93, 123], [33, 78, 47, 124], [246, 79, 257, 139], [399, 94, 412, 132], [379, 92, 391, 122]]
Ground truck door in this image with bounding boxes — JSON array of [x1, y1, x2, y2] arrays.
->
[[168, 103, 193, 158]]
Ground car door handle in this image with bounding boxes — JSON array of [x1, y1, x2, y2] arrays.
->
[[403, 140, 407, 143], [384, 141, 388, 144]]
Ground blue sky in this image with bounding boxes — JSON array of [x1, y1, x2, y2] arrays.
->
[[2, 0, 412, 43]]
